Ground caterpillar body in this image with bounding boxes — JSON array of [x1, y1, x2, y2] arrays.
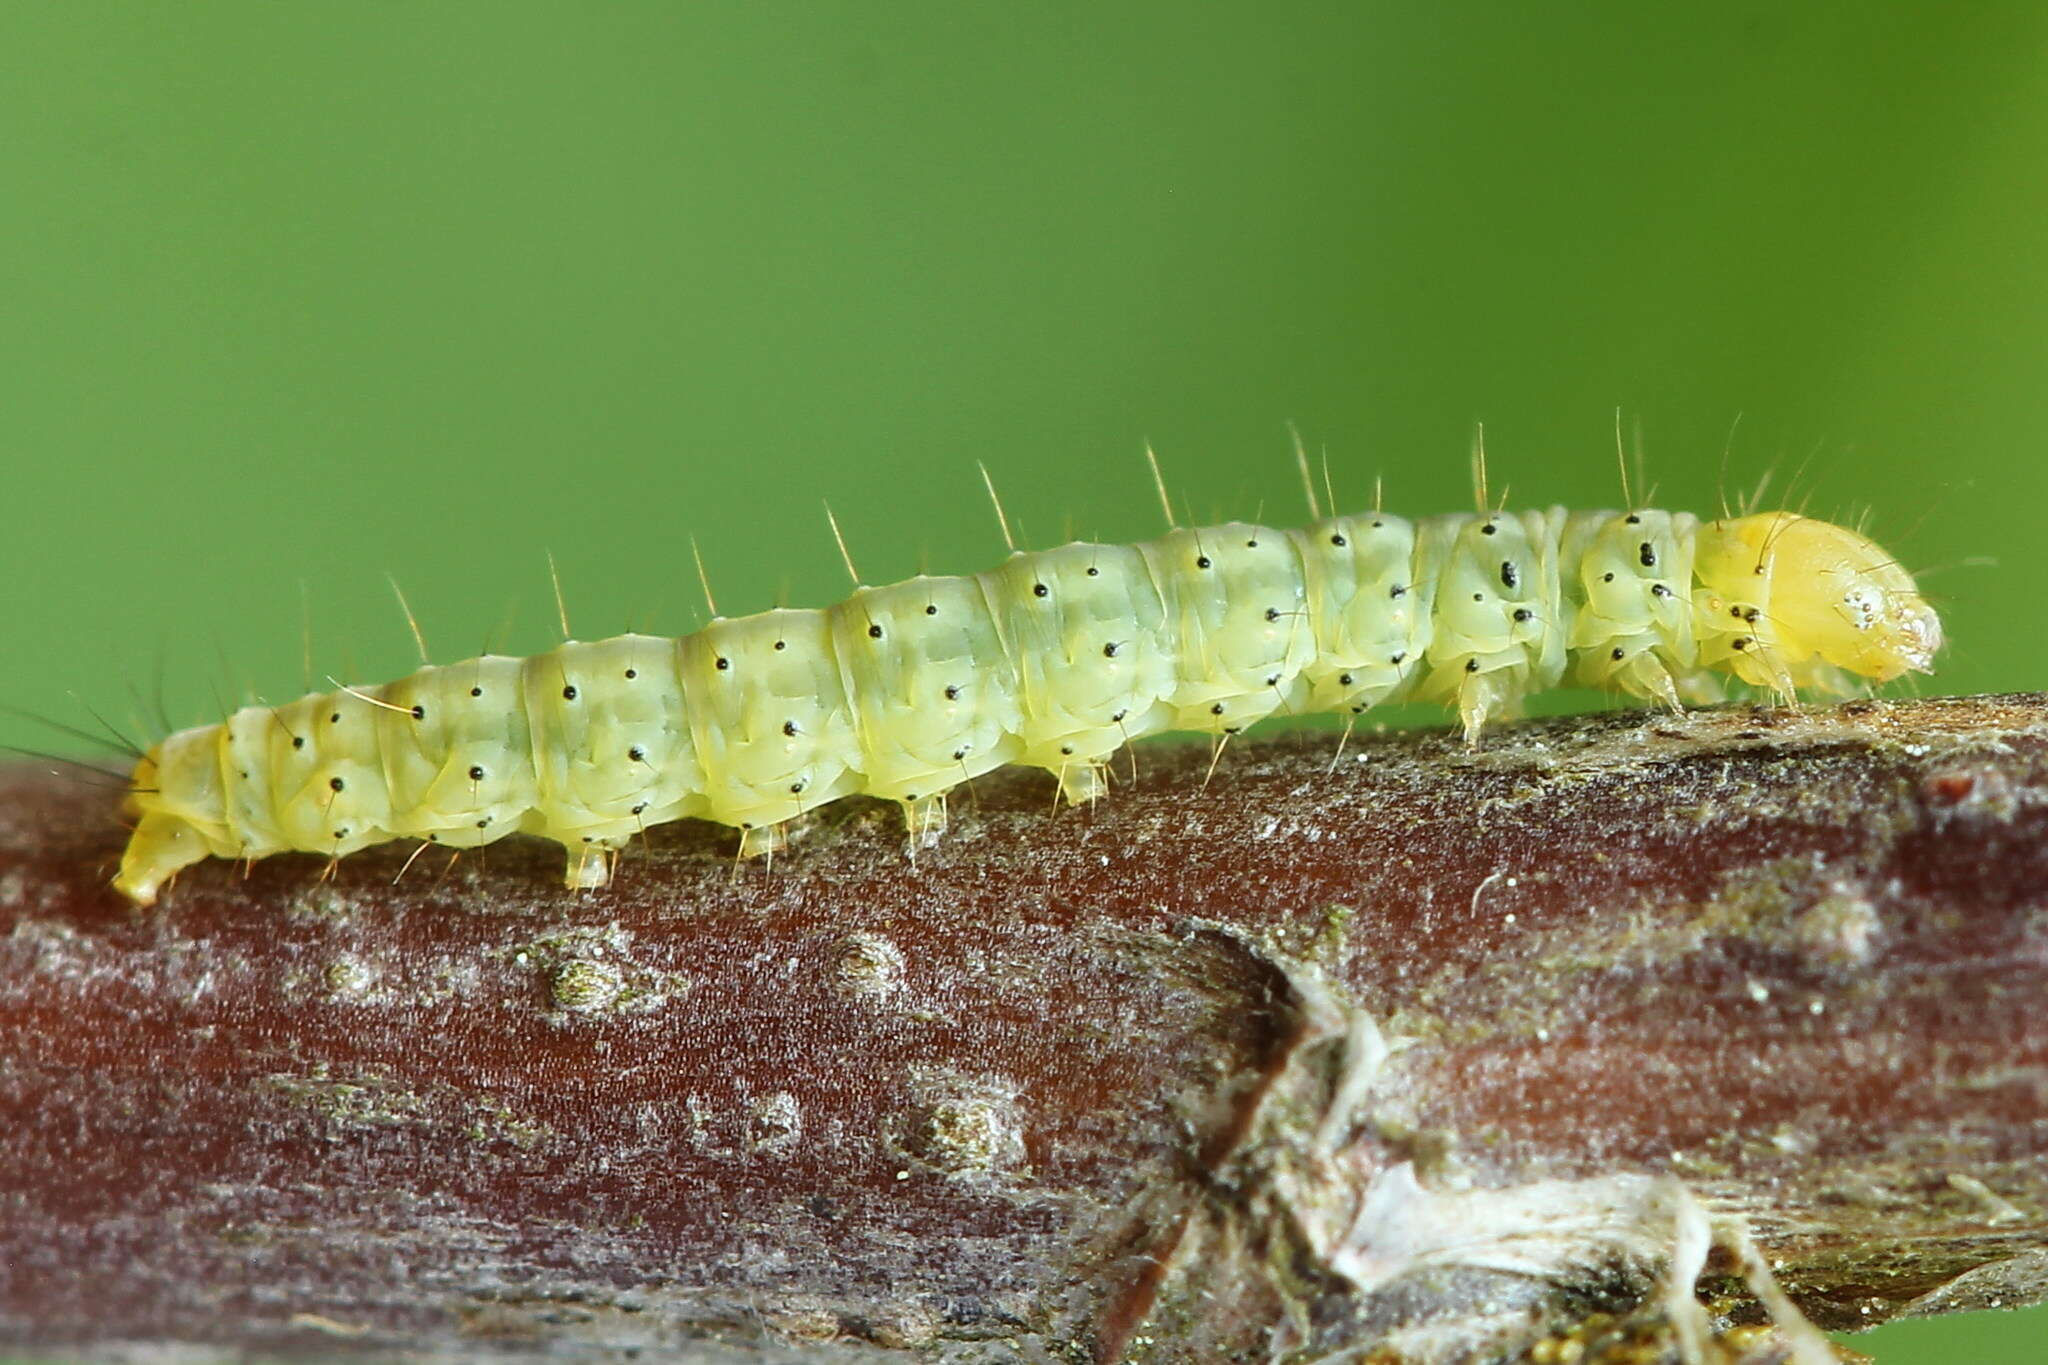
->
[[114, 504, 1941, 906]]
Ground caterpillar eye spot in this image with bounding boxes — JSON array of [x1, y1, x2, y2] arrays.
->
[[1602, 572, 1616, 583], [468, 765, 486, 781], [562, 685, 578, 700]]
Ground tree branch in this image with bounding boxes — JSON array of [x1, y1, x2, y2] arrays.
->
[[3, 695, 2046, 1362]]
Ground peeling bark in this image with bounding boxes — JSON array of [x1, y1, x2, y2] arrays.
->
[[2, 694, 2045, 1362]]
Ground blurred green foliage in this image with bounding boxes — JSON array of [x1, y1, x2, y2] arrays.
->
[[0, 3, 2041, 1357]]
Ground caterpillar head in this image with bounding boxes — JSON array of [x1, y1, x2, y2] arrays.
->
[[1695, 512, 1942, 692]]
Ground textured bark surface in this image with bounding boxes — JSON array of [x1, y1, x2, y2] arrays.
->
[[2, 694, 2046, 1363]]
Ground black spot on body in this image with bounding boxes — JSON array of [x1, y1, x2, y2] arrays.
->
[[625, 668, 637, 678], [329, 776, 345, 792], [1639, 542, 1657, 567], [1513, 608, 1532, 622], [1390, 583, 1408, 598], [944, 685, 960, 700], [715, 656, 730, 670], [470, 687, 483, 697], [1481, 522, 1497, 536], [628, 746, 646, 762], [292, 736, 306, 750], [867, 624, 883, 639], [774, 640, 787, 650], [1085, 566, 1099, 577], [783, 721, 798, 737], [1626, 513, 1642, 525], [1033, 583, 1048, 598], [411, 705, 425, 720], [1465, 659, 1480, 672], [1611, 647, 1626, 660], [1195, 555, 1211, 569], [925, 604, 937, 615], [1103, 642, 1119, 657], [1330, 533, 1347, 547], [468, 765, 486, 781], [562, 685, 578, 700], [1500, 561, 1518, 590], [1210, 703, 1226, 715]]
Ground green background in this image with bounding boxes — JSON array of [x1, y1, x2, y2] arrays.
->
[[1, 2, 2043, 1358]]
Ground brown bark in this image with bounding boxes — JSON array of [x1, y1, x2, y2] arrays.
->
[[2, 695, 2046, 1363]]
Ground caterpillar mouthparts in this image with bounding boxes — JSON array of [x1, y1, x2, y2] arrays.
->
[[113, 505, 1937, 906]]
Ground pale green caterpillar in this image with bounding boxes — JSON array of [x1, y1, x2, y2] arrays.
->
[[114, 490, 1940, 906]]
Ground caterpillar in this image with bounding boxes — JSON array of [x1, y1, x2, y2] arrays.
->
[[111, 475, 1941, 907]]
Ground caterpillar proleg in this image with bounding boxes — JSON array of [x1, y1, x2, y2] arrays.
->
[[113, 489, 1940, 906]]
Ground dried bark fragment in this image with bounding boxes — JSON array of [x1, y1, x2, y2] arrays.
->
[[1, 694, 2045, 1363]]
